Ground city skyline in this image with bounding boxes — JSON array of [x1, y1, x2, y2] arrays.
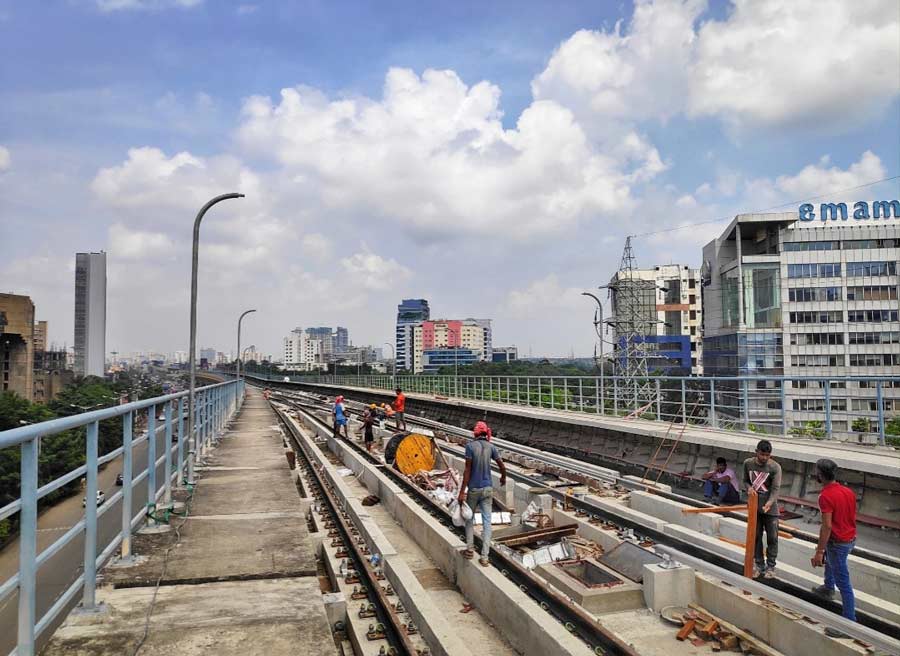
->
[[1, 1, 898, 359]]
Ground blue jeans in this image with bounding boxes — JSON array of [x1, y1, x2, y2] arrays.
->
[[465, 486, 493, 558], [824, 539, 856, 621], [704, 480, 740, 504]]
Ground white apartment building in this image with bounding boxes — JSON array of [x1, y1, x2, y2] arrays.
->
[[411, 319, 490, 374], [702, 210, 900, 441], [283, 328, 326, 371]]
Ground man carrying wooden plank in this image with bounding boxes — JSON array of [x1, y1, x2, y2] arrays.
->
[[742, 440, 782, 579]]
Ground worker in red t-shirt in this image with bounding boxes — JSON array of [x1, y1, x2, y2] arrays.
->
[[392, 387, 406, 430], [810, 458, 857, 635]]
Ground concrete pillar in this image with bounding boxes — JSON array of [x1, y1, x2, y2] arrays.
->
[[642, 563, 695, 613]]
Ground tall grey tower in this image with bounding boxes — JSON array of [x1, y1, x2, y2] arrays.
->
[[74, 251, 107, 377]]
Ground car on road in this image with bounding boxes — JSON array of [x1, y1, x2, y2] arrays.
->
[[115, 473, 123, 486], [82, 491, 106, 507]]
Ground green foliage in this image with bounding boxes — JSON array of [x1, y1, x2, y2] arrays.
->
[[789, 420, 826, 438], [433, 360, 598, 377], [886, 416, 900, 436], [852, 417, 871, 433]]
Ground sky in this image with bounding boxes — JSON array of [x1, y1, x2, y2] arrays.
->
[[1, 0, 898, 359]]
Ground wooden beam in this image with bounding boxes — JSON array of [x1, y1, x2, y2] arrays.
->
[[718, 536, 745, 548], [689, 604, 781, 656], [743, 489, 758, 578], [682, 505, 748, 514]]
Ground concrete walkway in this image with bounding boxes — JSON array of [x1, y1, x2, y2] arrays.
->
[[43, 389, 335, 656]]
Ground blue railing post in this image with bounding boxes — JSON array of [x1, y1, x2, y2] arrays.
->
[[17, 438, 38, 655], [876, 381, 886, 446], [146, 405, 158, 524], [709, 379, 717, 428], [681, 379, 687, 424], [780, 381, 788, 436], [825, 380, 833, 440], [742, 379, 750, 431], [163, 401, 173, 506], [82, 421, 99, 610], [176, 397, 185, 484], [121, 411, 134, 561]]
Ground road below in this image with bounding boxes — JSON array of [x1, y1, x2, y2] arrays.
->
[[0, 422, 186, 655]]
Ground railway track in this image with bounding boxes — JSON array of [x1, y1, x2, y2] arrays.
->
[[265, 387, 900, 651]]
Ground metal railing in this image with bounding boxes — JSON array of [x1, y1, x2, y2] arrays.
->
[[0, 379, 243, 655], [246, 372, 899, 445]]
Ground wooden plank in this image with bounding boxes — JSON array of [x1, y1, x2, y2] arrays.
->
[[683, 505, 748, 514], [689, 603, 782, 656], [718, 536, 745, 548], [743, 489, 758, 578], [676, 619, 696, 641]]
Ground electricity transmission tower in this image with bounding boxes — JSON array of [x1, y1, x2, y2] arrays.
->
[[595, 237, 665, 413]]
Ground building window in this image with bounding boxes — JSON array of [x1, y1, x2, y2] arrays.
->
[[743, 265, 781, 327], [792, 398, 847, 411], [787, 263, 841, 279], [847, 309, 899, 322], [849, 353, 900, 367], [848, 331, 900, 345], [788, 286, 842, 302], [846, 285, 898, 301], [846, 261, 897, 277], [843, 238, 898, 250], [721, 273, 739, 327], [791, 354, 843, 367], [783, 240, 841, 252], [789, 310, 843, 323], [790, 333, 844, 345]]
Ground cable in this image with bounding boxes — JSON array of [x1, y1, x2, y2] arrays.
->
[[131, 484, 195, 656], [630, 174, 900, 239]]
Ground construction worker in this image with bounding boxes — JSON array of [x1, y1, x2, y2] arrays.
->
[[458, 421, 506, 567], [743, 440, 782, 579], [360, 406, 376, 452], [811, 458, 858, 634], [702, 457, 740, 505], [332, 395, 349, 439], [392, 387, 406, 430]]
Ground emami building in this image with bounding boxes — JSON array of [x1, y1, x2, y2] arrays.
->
[[701, 206, 899, 442]]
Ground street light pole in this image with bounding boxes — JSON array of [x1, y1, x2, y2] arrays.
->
[[236, 309, 257, 385], [383, 342, 395, 389], [187, 193, 244, 487]]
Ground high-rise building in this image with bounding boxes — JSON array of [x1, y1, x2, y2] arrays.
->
[[702, 210, 900, 441], [492, 346, 518, 363], [199, 347, 217, 363], [74, 251, 107, 377], [396, 299, 430, 372], [0, 293, 35, 401], [411, 318, 493, 374], [607, 264, 703, 374], [334, 326, 349, 353], [283, 328, 326, 371], [306, 327, 335, 359], [34, 320, 48, 354]]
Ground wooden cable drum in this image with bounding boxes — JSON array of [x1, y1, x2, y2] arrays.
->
[[388, 432, 437, 475]]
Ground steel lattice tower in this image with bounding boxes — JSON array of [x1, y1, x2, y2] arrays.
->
[[604, 237, 662, 412]]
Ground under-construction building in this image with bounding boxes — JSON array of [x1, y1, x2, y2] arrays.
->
[[607, 264, 703, 375]]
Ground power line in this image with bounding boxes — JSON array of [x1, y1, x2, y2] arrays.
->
[[630, 174, 900, 239]]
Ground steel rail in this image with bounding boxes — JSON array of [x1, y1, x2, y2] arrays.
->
[[271, 390, 900, 642], [272, 406, 417, 656], [276, 396, 640, 656]]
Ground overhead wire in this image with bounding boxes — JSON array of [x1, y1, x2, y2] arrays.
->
[[629, 174, 900, 239]]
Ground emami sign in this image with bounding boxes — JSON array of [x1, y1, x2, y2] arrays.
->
[[799, 200, 900, 222]]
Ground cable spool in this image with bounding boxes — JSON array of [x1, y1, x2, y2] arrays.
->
[[384, 431, 437, 475]]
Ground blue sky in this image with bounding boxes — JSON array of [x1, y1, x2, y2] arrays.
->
[[1, 0, 898, 358]]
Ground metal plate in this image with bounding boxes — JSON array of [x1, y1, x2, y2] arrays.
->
[[598, 541, 663, 583]]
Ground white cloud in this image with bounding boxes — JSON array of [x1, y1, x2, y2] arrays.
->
[[300, 233, 332, 260], [689, 0, 900, 130], [533, 0, 900, 133], [340, 250, 412, 291], [91, 147, 260, 216], [96, 0, 202, 11], [502, 274, 585, 318], [108, 223, 174, 259], [0, 145, 10, 172], [237, 67, 662, 239]]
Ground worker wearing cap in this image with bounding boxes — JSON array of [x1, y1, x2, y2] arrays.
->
[[392, 387, 406, 430], [458, 421, 506, 566], [332, 395, 349, 439]]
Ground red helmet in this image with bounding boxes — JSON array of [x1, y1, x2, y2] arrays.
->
[[335, 395, 344, 403], [473, 421, 491, 438]]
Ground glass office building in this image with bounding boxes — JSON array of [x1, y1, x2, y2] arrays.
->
[[701, 212, 900, 440]]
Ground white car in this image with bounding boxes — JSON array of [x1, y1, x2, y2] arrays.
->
[[82, 491, 106, 508]]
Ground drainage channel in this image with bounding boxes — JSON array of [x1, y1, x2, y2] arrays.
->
[[272, 405, 419, 656], [271, 390, 900, 644], [275, 396, 640, 656]]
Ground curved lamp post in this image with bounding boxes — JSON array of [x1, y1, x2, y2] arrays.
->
[[236, 309, 257, 384], [187, 193, 244, 486]]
